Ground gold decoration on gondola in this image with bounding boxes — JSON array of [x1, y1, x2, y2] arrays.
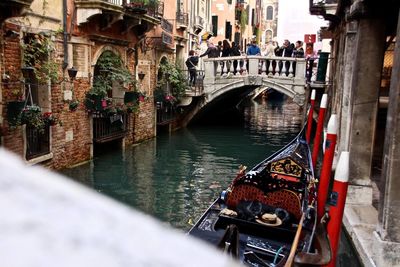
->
[[270, 158, 302, 177]]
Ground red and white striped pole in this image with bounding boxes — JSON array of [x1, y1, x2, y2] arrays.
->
[[312, 93, 328, 167], [325, 151, 349, 267], [306, 89, 316, 144], [317, 114, 337, 220]]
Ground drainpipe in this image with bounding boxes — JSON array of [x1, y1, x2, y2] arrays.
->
[[62, 0, 68, 70]]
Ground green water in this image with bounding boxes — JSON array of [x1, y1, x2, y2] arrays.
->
[[61, 96, 302, 230], [60, 95, 361, 266]]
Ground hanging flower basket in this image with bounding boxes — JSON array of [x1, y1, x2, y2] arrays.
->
[[7, 100, 25, 126], [69, 100, 79, 112], [84, 93, 106, 112], [124, 91, 140, 103]]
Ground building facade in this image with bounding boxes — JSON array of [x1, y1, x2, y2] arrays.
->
[[310, 0, 400, 265]]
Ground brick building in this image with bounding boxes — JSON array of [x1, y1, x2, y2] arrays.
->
[[0, 0, 176, 169]]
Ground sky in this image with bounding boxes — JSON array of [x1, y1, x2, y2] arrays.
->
[[276, 0, 328, 49]]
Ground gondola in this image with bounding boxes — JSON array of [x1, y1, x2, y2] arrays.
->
[[188, 127, 331, 266]]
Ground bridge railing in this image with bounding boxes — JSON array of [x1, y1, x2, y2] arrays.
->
[[203, 56, 306, 81]]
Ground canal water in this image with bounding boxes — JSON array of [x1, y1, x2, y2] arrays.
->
[[60, 94, 361, 266]]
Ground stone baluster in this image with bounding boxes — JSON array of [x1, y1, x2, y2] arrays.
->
[[274, 59, 280, 77], [261, 59, 267, 75], [229, 59, 235, 75], [222, 59, 228, 77], [242, 59, 247, 75], [288, 61, 294, 77], [236, 59, 243, 76], [281, 60, 287, 77], [268, 59, 274, 75], [216, 60, 221, 76]]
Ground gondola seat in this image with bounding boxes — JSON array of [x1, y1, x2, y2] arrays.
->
[[226, 184, 302, 220]]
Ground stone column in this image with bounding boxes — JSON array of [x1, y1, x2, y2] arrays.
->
[[203, 60, 215, 93], [372, 12, 400, 267], [337, 21, 357, 155], [347, 17, 386, 204]]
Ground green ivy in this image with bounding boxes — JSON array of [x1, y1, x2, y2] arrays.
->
[[89, 51, 134, 97], [156, 61, 188, 103], [21, 33, 59, 84]]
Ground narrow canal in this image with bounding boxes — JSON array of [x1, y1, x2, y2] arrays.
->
[[60, 93, 360, 266]]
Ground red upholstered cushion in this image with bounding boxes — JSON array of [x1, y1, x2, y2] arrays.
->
[[226, 185, 302, 220]]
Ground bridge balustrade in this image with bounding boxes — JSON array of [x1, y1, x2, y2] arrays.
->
[[203, 55, 306, 80]]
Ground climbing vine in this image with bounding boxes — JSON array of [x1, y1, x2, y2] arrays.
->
[[21, 32, 59, 84], [156, 61, 188, 103]]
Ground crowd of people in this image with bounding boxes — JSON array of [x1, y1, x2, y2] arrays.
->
[[185, 38, 307, 84]]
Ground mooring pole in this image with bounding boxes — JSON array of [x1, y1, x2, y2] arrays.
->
[[317, 114, 337, 220], [306, 89, 316, 144], [325, 151, 349, 267], [312, 93, 327, 167]]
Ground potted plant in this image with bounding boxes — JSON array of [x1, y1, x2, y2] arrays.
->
[[42, 112, 61, 126], [84, 79, 108, 112], [19, 106, 61, 132], [69, 100, 79, 112], [20, 105, 45, 130], [125, 0, 148, 13], [156, 61, 189, 106], [86, 51, 135, 113], [7, 89, 26, 126]]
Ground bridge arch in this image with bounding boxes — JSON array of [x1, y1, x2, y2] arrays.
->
[[181, 55, 308, 126]]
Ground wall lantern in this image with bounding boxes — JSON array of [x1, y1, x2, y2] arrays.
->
[[21, 66, 35, 80], [68, 66, 78, 81], [138, 71, 145, 81]]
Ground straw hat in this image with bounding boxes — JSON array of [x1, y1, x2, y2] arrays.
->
[[255, 213, 282, 227]]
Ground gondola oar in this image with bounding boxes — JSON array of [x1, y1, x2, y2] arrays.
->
[[284, 212, 305, 267]]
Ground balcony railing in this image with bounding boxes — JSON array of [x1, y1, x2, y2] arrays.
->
[[26, 125, 50, 160], [156, 103, 177, 125], [76, 0, 164, 24], [194, 16, 204, 28], [1, 0, 34, 22], [184, 70, 204, 96], [309, 0, 338, 22], [176, 12, 188, 27], [93, 112, 129, 143]]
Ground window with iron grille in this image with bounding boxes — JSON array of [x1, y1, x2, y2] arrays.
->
[[26, 125, 50, 160]]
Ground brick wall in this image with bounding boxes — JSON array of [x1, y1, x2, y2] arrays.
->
[[1, 19, 166, 170], [1, 22, 25, 156]]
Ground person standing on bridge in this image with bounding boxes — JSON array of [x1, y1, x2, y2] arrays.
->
[[246, 40, 261, 73], [231, 42, 241, 74], [246, 40, 261, 56], [200, 41, 220, 74], [186, 50, 199, 86]]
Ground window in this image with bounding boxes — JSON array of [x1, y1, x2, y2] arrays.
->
[[212, 16, 218, 37], [266, 6, 273, 20], [26, 125, 50, 160], [22, 33, 53, 160], [251, 8, 255, 26], [225, 21, 232, 40]]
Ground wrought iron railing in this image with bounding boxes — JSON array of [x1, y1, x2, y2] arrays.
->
[[86, 0, 165, 18], [156, 102, 177, 125], [176, 12, 188, 27], [92, 112, 129, 143], [184, 69, 205, 96], [26, 125, 50, 160]]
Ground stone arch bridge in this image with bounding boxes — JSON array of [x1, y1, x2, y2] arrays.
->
[[178, 55, 308, 126]]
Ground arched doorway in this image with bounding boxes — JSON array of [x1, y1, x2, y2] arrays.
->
[[91, 50, 133, 150]]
